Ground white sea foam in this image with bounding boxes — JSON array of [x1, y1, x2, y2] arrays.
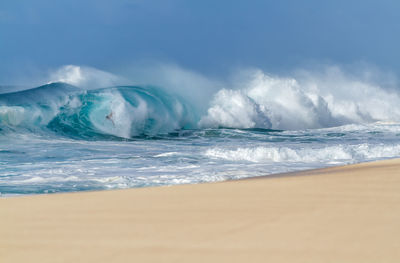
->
[[90, 91, 136, 138], [154, 152, 180, 157], [200, 68, 400, 130], [48, 65, 122, 89], [34, 64, 400, 131], [0, 106, 26, 126], [2, 64, 400, 195], [205, 144, 400, 164]]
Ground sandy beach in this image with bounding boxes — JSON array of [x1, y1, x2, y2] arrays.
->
[[1, 158, 400, 262]]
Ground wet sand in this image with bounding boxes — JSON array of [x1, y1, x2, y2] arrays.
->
[[1, 158, 400, 262]]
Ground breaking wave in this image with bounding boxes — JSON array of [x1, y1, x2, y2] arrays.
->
[[1, 65, 400, 139], [200, 70, 400, 130], [205, 144, 400, 164], [0, 82, 196, 138]]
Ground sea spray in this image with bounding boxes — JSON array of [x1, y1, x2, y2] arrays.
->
[[201, 69, 400, 130], [1, 65, 400, 195]]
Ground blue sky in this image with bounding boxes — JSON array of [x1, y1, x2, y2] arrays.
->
[[1, 0, 400, 83]]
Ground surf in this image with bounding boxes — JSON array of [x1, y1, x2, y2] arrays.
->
[[2, 65, 400, 140], [0, 83, 197, 139], [2, 65, 400, 195]]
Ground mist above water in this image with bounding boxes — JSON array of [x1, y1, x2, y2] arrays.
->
[[2, 64, 399, 137], [1, 64, 400, 195]]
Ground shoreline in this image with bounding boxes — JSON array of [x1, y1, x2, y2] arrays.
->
[[2, 157, 398, 199], [1, 158, 400, 262]]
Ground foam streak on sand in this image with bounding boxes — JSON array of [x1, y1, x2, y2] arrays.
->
[[1, 158, 400, 262]]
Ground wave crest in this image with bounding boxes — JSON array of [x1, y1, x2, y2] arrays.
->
[[200, 69, 400, 130], [0, 83, 195, 138], [2, 65, 400, 138]]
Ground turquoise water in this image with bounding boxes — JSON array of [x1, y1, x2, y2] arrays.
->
[[1, 80, 400, 196]]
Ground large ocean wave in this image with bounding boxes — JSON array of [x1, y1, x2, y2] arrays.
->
[[0, 83, 196, 138], [200, 70, 400, 130], [2, 65, 400, 195], [1, 65, 400, 139]]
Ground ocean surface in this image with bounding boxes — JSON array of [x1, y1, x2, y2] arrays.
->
[[1, 67, 400, 196]]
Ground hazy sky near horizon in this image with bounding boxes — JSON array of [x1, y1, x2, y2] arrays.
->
[[1, 0, 400, 83]]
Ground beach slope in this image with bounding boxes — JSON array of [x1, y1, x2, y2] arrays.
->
[[1, 159, 400, 262]]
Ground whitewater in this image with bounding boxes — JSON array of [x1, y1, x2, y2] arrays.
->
[[1, 65, 400, 196]]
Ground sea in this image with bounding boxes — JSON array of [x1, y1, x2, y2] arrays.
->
[[1, 66, 400, 196]]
